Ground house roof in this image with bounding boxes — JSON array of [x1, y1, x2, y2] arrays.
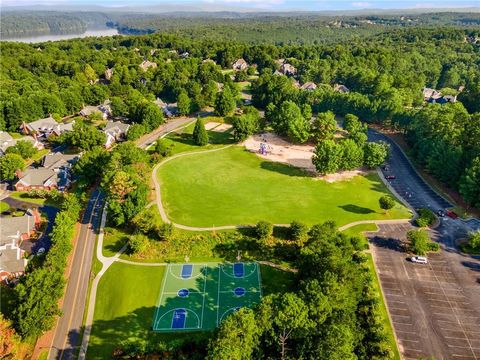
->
[[42, 152, 80, 170], [16, 168, 59, 187], [1, 210, 37, 246], [80, 105, 109, 117], [139, 60, 157, 71], [281, 63, 296, 74], [0, 247, 27, 275], [0, 131, 14, 153], [104, 121, 130, 135], [334, 84, 349, 93], [26, 116, 58, 132], [301, 82, 317, 90]]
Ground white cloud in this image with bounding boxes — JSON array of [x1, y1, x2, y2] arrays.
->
[[351, 1, 372, 7]]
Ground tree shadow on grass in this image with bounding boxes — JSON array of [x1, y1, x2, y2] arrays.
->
[[260, 161, 312, 178], [339, 204, 376, 214]]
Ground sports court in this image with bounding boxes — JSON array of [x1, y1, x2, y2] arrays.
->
[[152, 262, 262, 331]]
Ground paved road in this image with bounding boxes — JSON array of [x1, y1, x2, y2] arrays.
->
[[49, 190, 104, 360], [136, 117, 196, 149], [368, 129, 451, 212]]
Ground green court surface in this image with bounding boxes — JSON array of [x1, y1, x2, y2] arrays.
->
[[152, 262, 262, 331]]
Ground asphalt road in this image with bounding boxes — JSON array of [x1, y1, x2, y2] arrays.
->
[[49, 189, 104, 360]]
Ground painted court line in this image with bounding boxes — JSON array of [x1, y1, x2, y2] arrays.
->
[[200, 265, 207, 329]]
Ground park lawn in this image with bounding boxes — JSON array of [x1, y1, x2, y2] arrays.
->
[[0, 201, 9, 212], [102, 226, 129, 257], [342, 223, 378, 237], [152, 122, 234, 156], [87, 263, 168, 359], [158, 146, 411, 228], [365, 254, 401, 360]]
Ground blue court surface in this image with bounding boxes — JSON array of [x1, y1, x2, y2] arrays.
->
[[152, 262, 262, 331]]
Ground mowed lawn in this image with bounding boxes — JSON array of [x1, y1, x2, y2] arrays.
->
[[87, 263, 166, 359], [158, 146, 411, 227]]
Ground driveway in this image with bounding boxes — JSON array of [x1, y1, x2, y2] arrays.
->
[[369, 223, 480, 360], [2, 196, 59, 254]]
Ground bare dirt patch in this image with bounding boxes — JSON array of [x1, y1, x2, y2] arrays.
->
[[211, 123, 232, 132], [204, 121, 221, 130], [243, 132, 368, 182]]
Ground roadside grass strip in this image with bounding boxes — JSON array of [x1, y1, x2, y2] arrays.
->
[[152, 262, 262, 332]]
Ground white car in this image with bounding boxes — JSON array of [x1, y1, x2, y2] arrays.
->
[[410, 256, 428, 264], [37, 247, 46, 255]]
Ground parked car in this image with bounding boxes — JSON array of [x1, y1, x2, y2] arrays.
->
[[446, 210, 458, 219], [385, 175, 396, 180], [437, 210, 445, 217], [410, 256, 428, 264], [37, 247, 46, 255]]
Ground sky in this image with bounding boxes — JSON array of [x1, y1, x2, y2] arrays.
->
[[1, 0, 478, 10]]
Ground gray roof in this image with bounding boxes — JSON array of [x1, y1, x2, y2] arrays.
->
[[0, 131, 14, 154], [0, 246, 27, 274], [16, 168, 59, 187], [104, 121, 130, 136], [27, 116, 58, 132], [1, 210, 37, 246], [42, 152, 80, 170]]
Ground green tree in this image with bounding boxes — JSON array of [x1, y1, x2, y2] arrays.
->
[[343, 113, 367, 135], [157, 223, 175, 241], [126, 123, 146, 141], [290, 220, 309, 246], [379, 195, 395, 213], [206, 308, 260, 360], [459, 157, 480, 208], [0, 153, 24, 181], [193, 118, 209, 146], [215, 86, 236, 116], [127, 233, 149, 254], [407, 229, 430, 255], [203, 80, 218, 107], [63, 122, 106, 151], [232, 113, 259, 142], [140, 103, 164, 132], [468, 231, 480, 250], [364, 142, 389, 168], [177, 90, 191, 116], [255, 221, 273, 243], [313, 111, 337, 141], [154, 140, 173, 157], [272, 100, 310, 143], [312, 140, 342, 175], [340, 139, 364, 170], [5, 140, 37, 159]]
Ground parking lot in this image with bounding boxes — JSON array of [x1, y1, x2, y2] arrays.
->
[[369, 223, 480, 360]]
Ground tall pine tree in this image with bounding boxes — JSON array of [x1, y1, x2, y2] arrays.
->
[[193, 118, 209, 146]]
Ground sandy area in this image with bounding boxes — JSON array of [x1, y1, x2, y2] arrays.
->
[[212, 123, 232, 132], [205, 121, 221, 130], [243, 132, 367, 182]]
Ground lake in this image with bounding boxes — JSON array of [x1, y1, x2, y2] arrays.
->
[[1, 28, 120, 43]]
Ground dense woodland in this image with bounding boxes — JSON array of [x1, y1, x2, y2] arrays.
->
[[1, 19, 480, 358]]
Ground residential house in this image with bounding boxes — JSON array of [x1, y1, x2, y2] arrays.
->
[[105, 68, 113, 80], [154, 98, 174, 117], [80, 104, 111, 120], [0, 208, 41, 283], [42, 152, 80, 171], [0, 131, 14, 156], [232, 58, 248, 71], [280, 63, 297, 76], [301, 82, 317, 91], [180, 51, 189, 59], [21, 116, 73, 138], [15, 168, 68, 191], [139, 60, 157, 71], [104, 120, 130, 148], [334, 84, 350, 93], [422, 87, 442, 102]]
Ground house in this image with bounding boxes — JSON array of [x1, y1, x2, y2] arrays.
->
[[422, 87, 442, 102], [435, 95, 457, 104], [0, 209, 41, 283], [21, 116, 73, 137], [21, 135, 45, 151], [180, 51, 189, 59], [280, 63, 297, 76], [301, 82, 317, 91], [0, 131, 15, 156], [139, 60, 157, 71], [154, 98, 173, 117], [104, 121, 130, 148], [14, 168, 66, 191], [334, 84, 350, 93], [105, 68, 113, 80], [232, 58, 248, 71], [42, 152, 80, 171], [80, 104, 111, 120]]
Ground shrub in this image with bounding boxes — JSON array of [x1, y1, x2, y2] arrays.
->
[[379, 195, 395, 212], [255, 221, 273, 242], [407, 229, 433, 255], [128, 233, 149, 254], [427, 242, 440, 252], [468, 231, 480, 250], [155, 140, 173, 158], [415, 208, 436, 227], [289, 220, 309, 246], [157, 223, 175, 241]]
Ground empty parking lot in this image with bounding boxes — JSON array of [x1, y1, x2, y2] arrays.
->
[[369, 223, 480, 360]]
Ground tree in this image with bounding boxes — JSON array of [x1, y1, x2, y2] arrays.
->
[[177, 90, 191, 116], [154, 140, 173, 157], [290, 220, 309, 247], [467, 231, 480, 250], [140, 103, 164, 132], [235, 70, 248, 82], [107, 171, 136, 202], [63, 122, 106, 151], [364, 142, 389, 168], [379, 195, 395, 213], [126, 123, 146, 141], [193, 118, 209, 146], [0, 314, 22, 360], [343, 113, 367, 135], [312, 140, 342, 174], [271, 100, 310, 143], [203, 80, 218, 106], [313, 111, 337, 141], [157, 223, 175, 241], [459, 157, 480, 208], [255, 221, 273, 243], [232, 113, 259, 142], [340, 139, 364, 170], [215, 86, 236, 116], [127, 233, 149, 254], [5, 140, 37, 159], [206, 308, 260, 360], [0, 153, 24, 181], [407, 229, 430, 255]]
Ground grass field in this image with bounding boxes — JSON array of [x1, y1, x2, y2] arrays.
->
[[153, 262, 262, 331], [158, 146, 411, 227], [8, 191, 62, 207], [0, 201, 9, 213]]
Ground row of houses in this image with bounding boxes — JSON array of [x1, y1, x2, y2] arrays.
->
[[0, 208, 41, 283], [422, 87, 458, 104]]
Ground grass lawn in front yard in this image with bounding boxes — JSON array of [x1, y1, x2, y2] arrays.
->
[[0, 200, 10, 212], [9, 191, 62, 207], [158, 146, 411, 228]]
